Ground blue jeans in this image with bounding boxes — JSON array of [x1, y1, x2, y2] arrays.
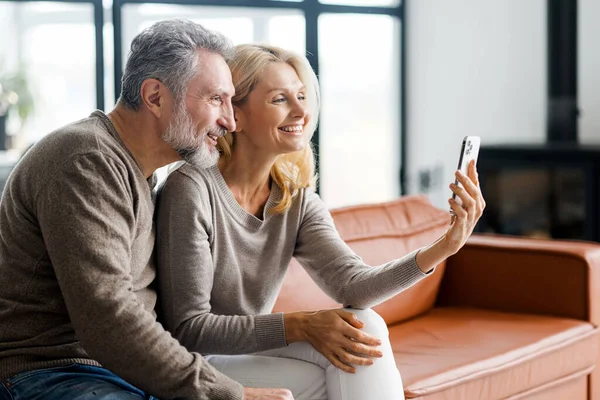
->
[[0, 364, 159, 400]]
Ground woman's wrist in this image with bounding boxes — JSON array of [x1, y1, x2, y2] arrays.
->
[[283, 312, 307, 344], [415, 235, 455, 273]]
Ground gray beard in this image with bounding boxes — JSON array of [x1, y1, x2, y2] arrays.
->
[[161, 106, 222, 169]]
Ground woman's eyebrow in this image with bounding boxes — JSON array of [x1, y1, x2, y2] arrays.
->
[[266, 84, 306, 94]]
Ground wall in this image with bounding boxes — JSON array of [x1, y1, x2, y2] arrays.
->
[[0, 3, 18, 69], [579, 0, 600, 144], [405, 0, 547, 208]]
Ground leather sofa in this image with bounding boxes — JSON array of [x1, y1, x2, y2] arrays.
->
[[273, 195, 600, 399]]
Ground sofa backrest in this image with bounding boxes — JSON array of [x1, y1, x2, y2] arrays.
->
[[273, 195, 451, 326]]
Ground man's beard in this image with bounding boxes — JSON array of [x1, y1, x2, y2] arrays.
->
[[161, 104, 225, 169]]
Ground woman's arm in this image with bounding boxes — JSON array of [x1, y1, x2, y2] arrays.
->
[[155, 168, 287, 355], [292, 197, 427, 310], [294, 161, 484, 309], [285, 162, 484, 372]]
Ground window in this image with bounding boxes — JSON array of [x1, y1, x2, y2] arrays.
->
[[121, 4, 305, 54], [0, 1, 100, 151], [1, 0, 404, 207], [319, 0, 400, 6], [318, 13, 401, 207]]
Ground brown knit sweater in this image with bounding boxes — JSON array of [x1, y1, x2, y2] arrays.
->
[[155, 163, 427, 356], [0, 111, 242, 399]]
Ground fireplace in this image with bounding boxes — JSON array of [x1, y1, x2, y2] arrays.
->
[[476, 144, 600, 241]]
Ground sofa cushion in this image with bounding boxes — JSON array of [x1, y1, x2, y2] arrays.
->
[[274, 195, 451, 325], [390, 307, 599, 399]]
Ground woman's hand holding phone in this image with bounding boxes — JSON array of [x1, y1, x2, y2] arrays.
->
[[415, 153, 485, 274], [446, 160, 486, 254]]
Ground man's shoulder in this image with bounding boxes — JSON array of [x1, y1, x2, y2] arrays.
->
[[7, 112, 138, 201], [20, 112, 134, 175], [36, 111, 122, 157]]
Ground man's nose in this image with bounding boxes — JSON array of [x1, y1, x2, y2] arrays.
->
[[218, 104, 236, 133]]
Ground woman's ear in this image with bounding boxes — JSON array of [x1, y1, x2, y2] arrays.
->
[[233, 105, 245, 133]]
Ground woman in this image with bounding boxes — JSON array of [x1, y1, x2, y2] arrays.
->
[[156, 44, 485, 400]]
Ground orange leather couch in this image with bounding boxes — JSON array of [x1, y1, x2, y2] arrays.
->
[[273, 195, 600, 399]]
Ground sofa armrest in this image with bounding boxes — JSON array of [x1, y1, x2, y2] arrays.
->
[[436, 234, 600, 325]]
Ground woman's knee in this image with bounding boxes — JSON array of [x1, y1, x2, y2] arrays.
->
[[343, 308, 388, 336]]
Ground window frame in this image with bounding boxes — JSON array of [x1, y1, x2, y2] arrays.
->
[[0, 0, 106, 110], [112, 0, 406, 195], [0, 0, 405, 195]]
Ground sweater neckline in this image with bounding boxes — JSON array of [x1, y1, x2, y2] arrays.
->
[[208, 164, 281, 229]]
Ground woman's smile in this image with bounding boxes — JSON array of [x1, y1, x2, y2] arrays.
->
[[278, 124, 304, 136]]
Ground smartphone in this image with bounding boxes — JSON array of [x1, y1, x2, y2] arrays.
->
[[451, 136, 481, 209]]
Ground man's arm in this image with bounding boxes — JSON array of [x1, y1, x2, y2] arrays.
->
[[36, 151, 243, 400]]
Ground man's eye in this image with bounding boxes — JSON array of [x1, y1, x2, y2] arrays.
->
[[211, 96, 223, 103]]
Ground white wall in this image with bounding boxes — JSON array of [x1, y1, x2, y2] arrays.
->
[[405, 0, 547, 208], [579, 0, 600, 144], [0, 3, 19, 70]]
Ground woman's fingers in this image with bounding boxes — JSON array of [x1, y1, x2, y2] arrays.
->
[[305, 309, 384, 372], [454, 170, 480, 200], [334, 309, 365, 329], [468, 159, 478, 184], [456, 161, 485, 215], [337, 348, 375, 366], [450, 183, 476, 214], [326, 352, 356, 373], [340, 322, 381, 347], [444, 161, 487, 253], [448, 198, 467, 219], [347, 340, 383, 358], [321, 338, 380, 373], [451, 172, 485, 221]]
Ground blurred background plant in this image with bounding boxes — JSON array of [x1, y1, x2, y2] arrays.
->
[[0, 60, 34, 151], [0, 60, 34, 123]]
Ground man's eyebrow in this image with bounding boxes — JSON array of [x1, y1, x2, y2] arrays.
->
[[199, 87, 234, 97]]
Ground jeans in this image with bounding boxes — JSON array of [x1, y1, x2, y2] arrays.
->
[[205, 309, 405, 400], [0, 364, 159, 400]]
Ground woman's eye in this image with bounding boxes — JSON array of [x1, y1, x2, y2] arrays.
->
[[298, 94, 306, 101], [272, 97, 286, 104]]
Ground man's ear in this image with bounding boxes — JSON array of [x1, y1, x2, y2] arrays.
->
[[233, 105, 245, 133], [140, 79, 169, 119]]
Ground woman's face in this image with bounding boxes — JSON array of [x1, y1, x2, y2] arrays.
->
[[234, 62, 309, 157]]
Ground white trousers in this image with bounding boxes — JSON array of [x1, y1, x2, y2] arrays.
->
[[205, 309, 405, 400]]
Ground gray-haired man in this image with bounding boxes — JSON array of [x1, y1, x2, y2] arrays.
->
[[0, 20, 292, 400]]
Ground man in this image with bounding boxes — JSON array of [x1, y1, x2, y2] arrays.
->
[[0, 19, 292, 400]]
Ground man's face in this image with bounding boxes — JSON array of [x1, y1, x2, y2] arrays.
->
[[161, 51, 235, 168]]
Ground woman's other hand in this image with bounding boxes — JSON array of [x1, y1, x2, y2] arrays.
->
[[243, 387, 294, 400], [284, 309, 382, 373]]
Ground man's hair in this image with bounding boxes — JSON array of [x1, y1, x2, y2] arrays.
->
[[119, 19, 233, 110]]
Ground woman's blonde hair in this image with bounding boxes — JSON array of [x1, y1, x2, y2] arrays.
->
[[217, 44, 320, 214]]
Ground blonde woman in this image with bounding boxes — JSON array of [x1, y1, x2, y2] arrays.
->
[[155, 44, 485, 400]]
